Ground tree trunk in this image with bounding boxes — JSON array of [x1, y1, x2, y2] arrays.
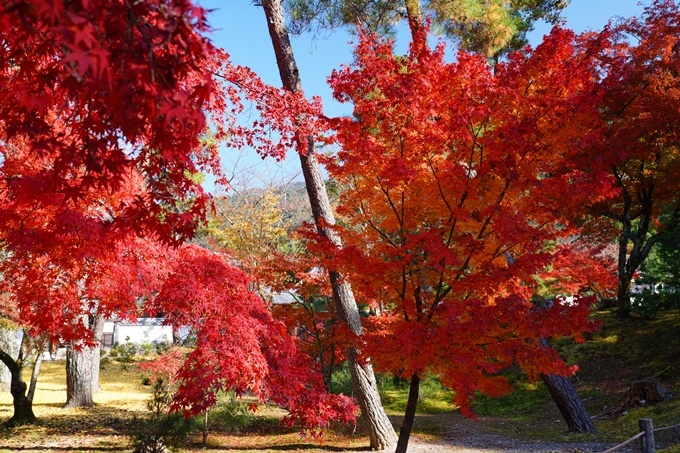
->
[[539, 339, 597, 433], [395, 374, 420, 453], [0, 327, 21, 393], [616, 270, 633, 317], [65, 342, 95, 407], [260, 1, 397, 449], [65, 314, 95, 408], [0, 348, 35, 424], [404, 0, 426, 49], [541, 373, 597, 433], [346, 349, 398, 449], [616, 214, 634, 318], [27, 349, 43, 404], [90, 316, 104, 394], [612, 182, 658, 318]]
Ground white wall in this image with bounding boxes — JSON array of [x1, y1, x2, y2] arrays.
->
[[113, 318, 173, 345]]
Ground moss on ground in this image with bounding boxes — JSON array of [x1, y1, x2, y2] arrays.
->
[[467, 309, 680, 446]]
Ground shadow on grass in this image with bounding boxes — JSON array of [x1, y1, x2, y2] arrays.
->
[[0, 405, 140, 437], [0, 446, 123, 451]]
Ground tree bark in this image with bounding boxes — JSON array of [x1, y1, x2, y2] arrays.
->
[[0, 347, 35, 424], [260, 1, 397, 449], [541, 373, 597, 433], [395, 374, 420, 453], [0, 327, 21, 393], [539, 339, 597, 433], [65, 314, 97, 407], [404, 0, 426, 49], [616, 269, 633, 317], [27, 349, 43, 404], [90, 316, 104, 394], [65, 342, 95, 407]]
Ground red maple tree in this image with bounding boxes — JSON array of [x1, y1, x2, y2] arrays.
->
[[145, 244, 357, 436], [574, 0, 680, 316], [258, 245, 351, 390], [322, 26, 609, 449], [0, 0, 355, 429]]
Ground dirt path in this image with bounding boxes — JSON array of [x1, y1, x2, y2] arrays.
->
[[380, 412, 636, 453], [405, 433, 632, 453]]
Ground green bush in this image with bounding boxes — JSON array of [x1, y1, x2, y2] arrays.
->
[[141, 342, 155, 356], [130, 377, 191, 453], [209, 391, 253, 433], [155, 341, 170, 355], [630, 290, 680, 318], [330, 364, 353, 396], [112, 341, 136, 363]]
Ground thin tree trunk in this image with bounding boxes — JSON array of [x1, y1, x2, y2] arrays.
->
[[260, 1, 397, 449], [395, 374, 420, 453], [0, 327, 21, 393], [612, 178, 659, 318], [27, 344, 44, 403], [539, 339, 596, 433], [0, 348, 35, 424], [616, 208, 634, 318], [91, 316, 104, 394], [203, 410, 209, 446]]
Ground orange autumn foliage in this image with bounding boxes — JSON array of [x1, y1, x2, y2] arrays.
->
[[322, 26, 609, 414]]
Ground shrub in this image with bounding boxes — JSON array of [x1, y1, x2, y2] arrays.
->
[[630, 289, 680, 318], [113, 341, 136, 363], [141, 342, 155, 356], [209, 391, 253, 433], [155, 341, 171, 355], [330, 364, 354, 396], [130, 377, 191, 453]]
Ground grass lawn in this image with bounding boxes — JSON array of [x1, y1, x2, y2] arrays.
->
[[0, 309, 678, 452], [0, 359, 373, 452]]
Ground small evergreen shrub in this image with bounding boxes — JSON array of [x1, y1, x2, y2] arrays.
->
[[130, 377, 191, 453], [113, 340, 136, 363], [210, 391, 253, 433]]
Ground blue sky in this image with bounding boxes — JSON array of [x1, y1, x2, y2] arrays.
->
[[194, 0, 648, 190]]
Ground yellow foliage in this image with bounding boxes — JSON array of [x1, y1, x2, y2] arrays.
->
[[209, 189, 289, 262]]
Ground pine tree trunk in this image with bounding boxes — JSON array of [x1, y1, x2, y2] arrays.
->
[[539, 339, 596, 433], [260, 1, 397, 449], [395, 374, 420, 453], [541, 373, 597, 433], [0, 348, 35, 424]]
